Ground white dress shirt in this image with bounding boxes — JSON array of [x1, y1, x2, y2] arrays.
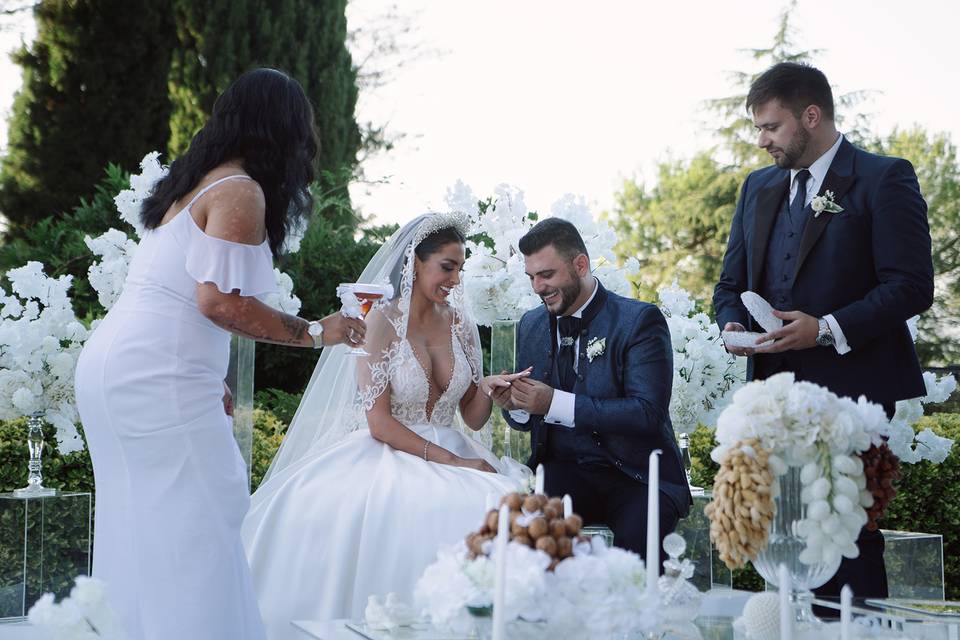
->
[[788, 132, 851, 355], [509, 277, 599, 429]]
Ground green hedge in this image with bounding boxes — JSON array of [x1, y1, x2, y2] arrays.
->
[[689, 413, 960, 596]]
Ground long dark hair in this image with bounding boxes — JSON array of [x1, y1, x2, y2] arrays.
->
[[141, 68, 319, 257]]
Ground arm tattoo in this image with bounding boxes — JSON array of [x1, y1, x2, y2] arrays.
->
[[280, 313, 308, 341], [221, 320, 306, 346]]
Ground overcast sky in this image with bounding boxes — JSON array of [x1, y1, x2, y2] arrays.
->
[[2, 1, 958, 225]]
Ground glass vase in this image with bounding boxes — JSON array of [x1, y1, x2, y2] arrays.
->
[[490, 320, 529, 462], [751, 466, 840, 630], [677, 432, 704, 495], [13, 413, 58, 498]]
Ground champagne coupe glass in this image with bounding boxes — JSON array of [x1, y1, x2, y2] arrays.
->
[[337, 283, 393, 356]]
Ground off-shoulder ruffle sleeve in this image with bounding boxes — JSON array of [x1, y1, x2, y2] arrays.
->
[[184, 231, 277, 297]]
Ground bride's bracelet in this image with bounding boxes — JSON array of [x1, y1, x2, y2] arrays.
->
[[423, 441, 430, 462]]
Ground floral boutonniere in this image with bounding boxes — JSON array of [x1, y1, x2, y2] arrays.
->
[[586, 337, 606, 362], [810, 190, 844, 218]]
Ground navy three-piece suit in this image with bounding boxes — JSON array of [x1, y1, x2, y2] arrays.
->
[[714, 137, 934, 598], [503, 282, 691, 561]]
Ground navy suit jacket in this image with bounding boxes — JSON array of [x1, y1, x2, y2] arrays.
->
[[503, 283, 692, 516], [714, 138, 934, 405]]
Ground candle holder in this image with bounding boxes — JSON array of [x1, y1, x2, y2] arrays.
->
[[13, 413, 58, 498]]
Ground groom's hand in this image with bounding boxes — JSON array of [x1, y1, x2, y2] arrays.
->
[[754, 310, 818, 353], [511, 378, 554, 415]]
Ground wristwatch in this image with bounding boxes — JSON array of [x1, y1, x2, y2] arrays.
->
[[816, 317, 835, 347], [307, 320, 325, 349]]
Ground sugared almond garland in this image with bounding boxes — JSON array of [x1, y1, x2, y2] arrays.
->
[[861, 443, 902, 531], [467, 492, 588, 571], [705, 438, 776, 570]]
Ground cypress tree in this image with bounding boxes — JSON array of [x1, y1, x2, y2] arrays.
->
[[168, 0, 361, 226], [0, 0, 175, 236]]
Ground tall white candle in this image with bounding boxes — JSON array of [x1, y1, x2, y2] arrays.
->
[[562, 494, 573, 519], [492, 503, 510, 640], [645, 450, 662, 600], [534, 464, 544, 495], [779, 564, 792, 640], [840, 584, 853, 640]]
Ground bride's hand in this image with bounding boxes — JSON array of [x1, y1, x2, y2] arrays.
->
[[457, 457, 497, 473], [479, 367, 533, 398]]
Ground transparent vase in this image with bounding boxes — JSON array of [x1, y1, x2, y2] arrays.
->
[[490, 320, 529, 462], [13, 413, 58, 498], [751, 466, 840, 631], [677, 432, 703, 495]]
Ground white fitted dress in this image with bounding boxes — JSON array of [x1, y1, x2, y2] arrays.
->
[[75, 175, 274, 640]]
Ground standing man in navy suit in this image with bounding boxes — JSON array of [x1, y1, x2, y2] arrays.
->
[[490, 218, 691, 566], [714, 62, 934, 600]]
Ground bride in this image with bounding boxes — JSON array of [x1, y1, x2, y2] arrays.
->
[[242, 213, 529, 637]]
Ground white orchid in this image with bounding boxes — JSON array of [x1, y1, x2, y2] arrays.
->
[[0, 263, 87, 453], [450, 181, 641, 326], [658, 282, 744, 433]]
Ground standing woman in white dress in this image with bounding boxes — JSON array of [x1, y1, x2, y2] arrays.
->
[[74, 68, 364, 640]]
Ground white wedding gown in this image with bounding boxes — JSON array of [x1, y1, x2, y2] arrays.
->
[[242, 336, 522, 639]]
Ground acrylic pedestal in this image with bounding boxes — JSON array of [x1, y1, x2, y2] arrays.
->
[[0, 492, 91, 621]]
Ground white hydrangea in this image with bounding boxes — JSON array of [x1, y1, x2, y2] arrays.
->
[[28, 575, 121, 639], [657, 282, 744, 433], [452, 181, 641, 326], [416, 538, 655, 639], [714, 373, 887, 565]]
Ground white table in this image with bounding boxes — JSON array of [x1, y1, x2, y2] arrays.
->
[[0, 621, 45, 640], [292, 589, 755, 639]]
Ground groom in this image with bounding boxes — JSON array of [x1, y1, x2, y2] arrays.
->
[[714, 62, 934, 600], [492, 218, 691, 562]]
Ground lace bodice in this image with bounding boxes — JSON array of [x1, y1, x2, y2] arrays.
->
[[389, 334, 473, 428]]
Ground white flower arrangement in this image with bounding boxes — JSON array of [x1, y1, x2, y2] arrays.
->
[[711, 371, 954, 568], [0, 262, 88, 453], [658, 281, 745, 434], [414, 537, 655, 639], [28, 576, 121, 639], [711, 374, 882, 566], [448, 181, 640, 327]]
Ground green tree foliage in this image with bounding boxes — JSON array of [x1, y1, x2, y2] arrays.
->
[[167, 0, 362, 226], [607, 153, 742, 309], [866, 128, 960, 366], [0, 0, 174, 236]]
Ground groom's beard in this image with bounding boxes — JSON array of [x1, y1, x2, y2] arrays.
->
[[773, 126, 811, 169], [541, 276, 582, 317]]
